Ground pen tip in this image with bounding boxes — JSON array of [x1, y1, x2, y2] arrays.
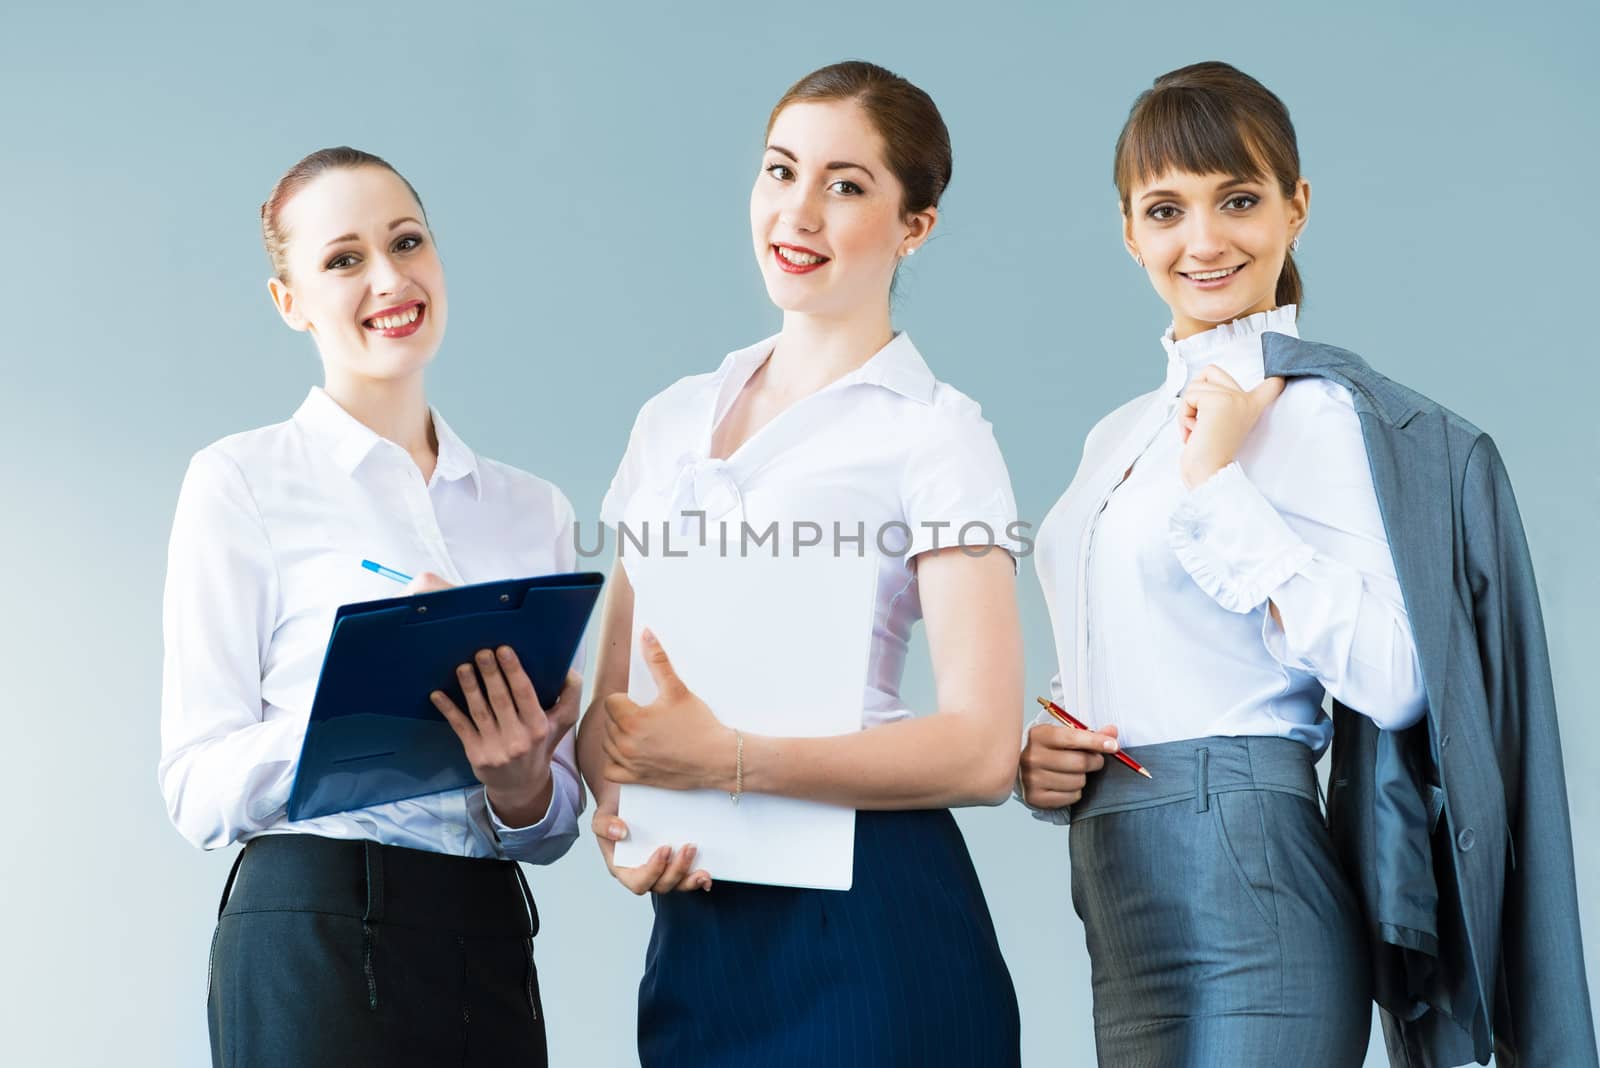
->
[[1137, 767, 1153, 779], [1034, 697, 1049, 707]]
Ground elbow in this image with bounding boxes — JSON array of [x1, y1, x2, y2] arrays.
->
[[957, 706, 1023, 806], [166, 794, 230, 852], [1364, 694, 1428, 733], [1345, 660, 1430, 733], [159, 757, 233, 851], [970, 746, 1021, 807]]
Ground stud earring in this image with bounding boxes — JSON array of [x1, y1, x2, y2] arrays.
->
[[1290, 236, 1301, 253], [1135, 254, 1145, 267], [904, 246, 917, 257]]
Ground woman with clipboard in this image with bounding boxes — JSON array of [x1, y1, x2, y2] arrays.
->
[[159, 148, 582, 1067], [578, 62, 1025, 1066]]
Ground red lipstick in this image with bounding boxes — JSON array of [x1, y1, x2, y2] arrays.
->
[[772, 243, 830, 275], [363, 300, 426, 338]]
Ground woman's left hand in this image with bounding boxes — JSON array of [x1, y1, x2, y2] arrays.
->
[[1177, 366, 1285, 489], [601, 629, 734, 792]]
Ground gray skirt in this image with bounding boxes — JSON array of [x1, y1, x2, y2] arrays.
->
[[1068, 735, 1370, 1067]]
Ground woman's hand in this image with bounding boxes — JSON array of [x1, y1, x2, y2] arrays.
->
[[404, 571, 455, 595], [430, 648, 582, 828], [590, 806, 712, 894], [1019, 721, 1120, 809], [601, 629, 736, 793], [1177, 366, 1285, 490]]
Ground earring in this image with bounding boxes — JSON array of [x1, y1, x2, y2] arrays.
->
[[1135, 254, 1145, 267], [904, 246, 917, 257], [1290, 236, 1301, 253]]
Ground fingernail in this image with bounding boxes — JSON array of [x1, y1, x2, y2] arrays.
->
[[608, 822, 626, 840], [1104, 739, 1119, 752], [641, 627, 657, 645]]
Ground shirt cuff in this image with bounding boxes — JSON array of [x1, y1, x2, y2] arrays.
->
[[1014, 707, 1072, 826], [1169, 462, 1315, 614], [486, 772, 576, 850]]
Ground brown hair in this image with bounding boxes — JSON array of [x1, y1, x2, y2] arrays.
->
[[1114, 62, 1304, 309], [260, 146, 426, 281], [766, 60, 952, 216]]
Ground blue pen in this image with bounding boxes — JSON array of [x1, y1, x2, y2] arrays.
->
[[361, 559, 414, 584]]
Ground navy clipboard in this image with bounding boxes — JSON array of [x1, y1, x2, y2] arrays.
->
[[286, 571, 604, 822]]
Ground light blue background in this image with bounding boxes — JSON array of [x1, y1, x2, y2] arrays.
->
[[3, 1, 1595, 1064]]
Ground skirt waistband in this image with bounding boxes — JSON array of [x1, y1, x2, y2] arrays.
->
[[220, 833, 537, 937], [1071, 735, 1319, 822]]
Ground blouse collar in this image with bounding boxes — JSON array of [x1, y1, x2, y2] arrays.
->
[[293, 386, 481, 496], [1159, 305, 1300, 392], [709, 330, 936, 430]]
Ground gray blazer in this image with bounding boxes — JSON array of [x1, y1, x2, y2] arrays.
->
[[1263, 332, 1596, 1067]]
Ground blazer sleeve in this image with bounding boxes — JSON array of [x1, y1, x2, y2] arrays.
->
[[1461, 434, 1598, 1066]]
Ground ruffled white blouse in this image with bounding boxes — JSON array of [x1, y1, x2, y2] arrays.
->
[[1032, 307, 1425, 793]]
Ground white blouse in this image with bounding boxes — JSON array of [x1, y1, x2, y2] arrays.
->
[[601, 332, 1020, 730], [159, 387, 583, 862], [1033, 307, 1425, 798]]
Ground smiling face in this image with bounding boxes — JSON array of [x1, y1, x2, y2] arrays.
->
[[1123, 167, 1309, 340], [750, 99, 933, 320], [267, 165, 447, 383]]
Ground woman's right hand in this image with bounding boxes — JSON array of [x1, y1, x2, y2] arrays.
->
[[1019, 722, 1120, 809], [591, 807, 712, 895], [405, 571, 454, 595]]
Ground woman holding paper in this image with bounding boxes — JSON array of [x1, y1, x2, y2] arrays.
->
[[577, 61, 1024, 1066], [160, 148, 581, 1066]]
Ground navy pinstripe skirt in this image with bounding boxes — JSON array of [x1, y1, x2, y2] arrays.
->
[[637, 808, 1020, 1067]]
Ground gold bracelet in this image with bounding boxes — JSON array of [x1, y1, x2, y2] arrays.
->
[[729, 729, 744, 805]]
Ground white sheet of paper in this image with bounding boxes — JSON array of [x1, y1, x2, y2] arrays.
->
[[614, 548, 876, 890]]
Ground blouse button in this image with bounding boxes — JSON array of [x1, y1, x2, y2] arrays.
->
[[1456, 827, 1476, 852]]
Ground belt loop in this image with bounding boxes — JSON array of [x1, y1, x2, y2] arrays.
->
[[363, 841, 385, 925], [511, 861, 539, 938], [1194, 748, 1210, 812], [361, 841, 385, 1010], [510, 863, 540, 1019], [217, 845, 249, 920]]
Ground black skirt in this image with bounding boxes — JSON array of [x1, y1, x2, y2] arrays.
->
[[206, 834, 545, 1068]]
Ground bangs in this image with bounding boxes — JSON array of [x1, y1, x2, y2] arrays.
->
[[1115, 87, 1283, 199]]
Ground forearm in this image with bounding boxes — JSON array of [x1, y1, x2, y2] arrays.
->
[[740, 709, 1020, 810], [577, 700, 621, 812], [486, 775, 555, 830], [486, 763, 582, 865], [1265, 558, 1426, 728], [1173, 461, 1425, 728]]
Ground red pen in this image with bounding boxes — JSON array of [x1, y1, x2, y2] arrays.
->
[[1035, 697, 1152, 779]]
